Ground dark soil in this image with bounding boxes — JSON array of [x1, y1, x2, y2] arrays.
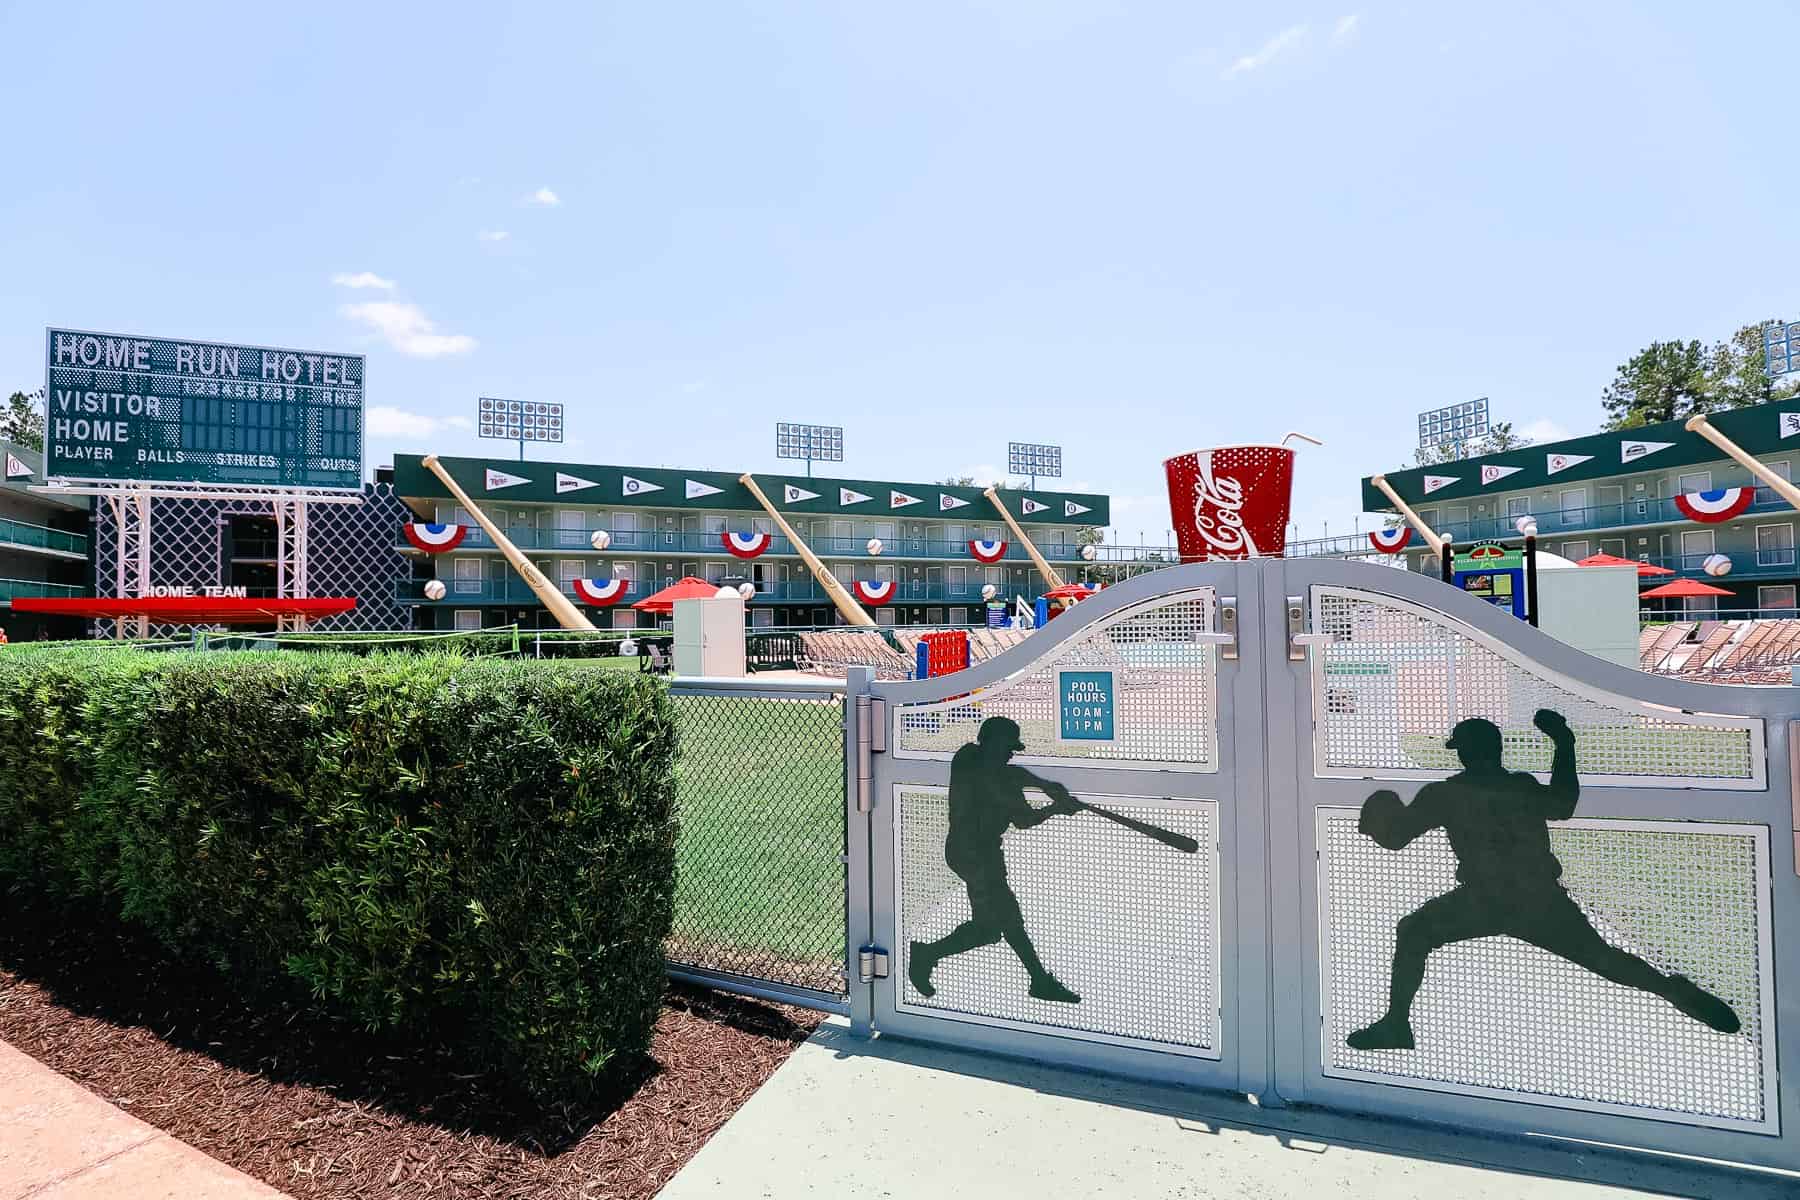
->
[[0, 891, 823, 1199]]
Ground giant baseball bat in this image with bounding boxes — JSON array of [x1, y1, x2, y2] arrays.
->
[[1684, 414, 1800, 513], [738, 473, 876, 627], [1068, 797, 1199, 854], [1370, 474, 1445, 557], [420, 454, 597, 632], [984, 486, 1066, 591]]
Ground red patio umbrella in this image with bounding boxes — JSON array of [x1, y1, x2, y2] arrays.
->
[[1043, 582, 1101, 601], [1576, 552, 1674, 577], [632, 576, 724, 613], [1638, 578, 1733, 599]]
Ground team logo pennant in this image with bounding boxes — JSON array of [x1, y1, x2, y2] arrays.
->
[[686, 479, 724, 499], [1620, 440, 1673, 463], [890, 490, 922, 508], [485, 468, 530, 491], [621, 475, 664, 496], [840, 487, 872, 505], [1674, 488, 1754, 523], [939, 493, 970, 510], [1367, 527, 1412, 554], [556, 472, 599, 493], [572, 578, 630, 606], [1421, 475, 1458, 494], [723, 531, 773, 558], [1780, 412, 1800, 440], [4, 452, 31, 480], [784, 484, 820, 503], [1546, 452, 1592, 475], [403, 522, 468, 552], [1480, 464, 1522, 485], [1064, 501, 1091, 517], [1020, 497, 1048, 514]]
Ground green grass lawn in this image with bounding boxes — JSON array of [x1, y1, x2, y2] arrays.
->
[[668, 693, 847, 993]]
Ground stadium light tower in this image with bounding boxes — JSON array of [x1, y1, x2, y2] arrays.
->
[[478, 398, 564, 460], [1416, 397, 1489, 459], [1008, 441, 1062, 490], [776, 422, 844, 477], [1766, 320, 1800, 379]]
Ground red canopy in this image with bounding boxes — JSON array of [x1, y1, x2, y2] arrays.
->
[[1638, 578, 1733, 599], [1043, 583, 1101, 601], [1576, 552, 1674, 577], [632, 576, 723, 613], [11, 596, 357, 624]]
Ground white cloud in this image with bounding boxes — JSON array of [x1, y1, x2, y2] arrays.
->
[[1333, 13, 1361, 41], [477, 230, 510, 242], [1221, 24, 1308, 78], [366, 406, 471, 438], [340, 301, 477, 357], [1519, 418, 1575, 444], [331, 271, 396, 290], [525, 187, 561, 207]]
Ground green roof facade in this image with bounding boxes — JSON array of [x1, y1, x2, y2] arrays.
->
[[392, 455, 1110, 526], [1362, 399, 1800, 510]]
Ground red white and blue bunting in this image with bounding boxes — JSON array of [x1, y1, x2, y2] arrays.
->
[[1367, 527, 1413, 554], [573, 578, 630, 606], [852, 580, 896, 606], [968, 539, 1008, 564], [1674, 488, 1753, 524], [403, 522, 468, 552], [723, 530, 773, 558]]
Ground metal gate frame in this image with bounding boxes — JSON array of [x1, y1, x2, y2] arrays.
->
[[847, 558, 1800, 1173]]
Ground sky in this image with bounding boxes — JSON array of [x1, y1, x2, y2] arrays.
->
[[3, 2, 1797, 549]]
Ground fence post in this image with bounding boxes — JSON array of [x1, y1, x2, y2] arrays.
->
[[843, 665, 876, 1038]]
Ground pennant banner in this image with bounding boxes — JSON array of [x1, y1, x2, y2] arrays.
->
[[1064, 501, 1090, 517], [1367, 527, 1413, 554], [686, 479, 723, 499], [890, 490, 921, 508], [622, 475, 664, 496], [1546, 452, 1592, 475], [785, 484, 820, 503], [556, 472, 599, 493], [840, 487, 872, 506], [573, 578, 630, 606], [939, 493, 970, 510], [1421, 474, 1459, 494], [1020, 497, 1048, 515], [4, 452, 30, 480], [852, 580, 896, 606], [723, 530, 773, 558], [403, 522, 468, 552], [485, 468, 529, 491], [1619, 440, 1673, 464], [1781, 412, 1800, 440], [1674, 488, 1754, 523], [969, 539, 1009, 563], [1480, 464, 1522, 485]]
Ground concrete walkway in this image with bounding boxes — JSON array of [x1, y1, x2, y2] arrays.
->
[[662, 1018, 1795, 1200], [0, 1041, 287, 1200]]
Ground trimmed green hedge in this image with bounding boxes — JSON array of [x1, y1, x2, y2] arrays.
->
[[0, 648, 679, 1102]]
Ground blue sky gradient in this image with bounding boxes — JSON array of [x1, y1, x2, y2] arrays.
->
[[3, 2, 1795, 546]]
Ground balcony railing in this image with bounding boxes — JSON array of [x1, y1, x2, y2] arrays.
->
[[397, 578, 1011, 606], [401, 524, 1084, 563], [0, 517, 88, 558], [0, 578, 86, 602]]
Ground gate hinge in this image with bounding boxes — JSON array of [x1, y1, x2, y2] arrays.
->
[[858, 945, 890, 982], [854, 696, 887, 813]]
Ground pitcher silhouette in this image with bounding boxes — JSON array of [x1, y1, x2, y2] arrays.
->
[[908, 717, 1082, 1004], [1348, 708, 1739, 1051]]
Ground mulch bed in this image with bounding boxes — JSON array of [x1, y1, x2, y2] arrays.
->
[[0, 892, 824, 1199]]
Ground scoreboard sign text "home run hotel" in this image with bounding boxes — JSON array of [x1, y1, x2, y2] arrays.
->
[[44, 328, 365, 489]]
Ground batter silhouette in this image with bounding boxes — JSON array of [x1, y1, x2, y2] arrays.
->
[[908, 717, 1082, 1004], [1348, 709, 1740, 1051]]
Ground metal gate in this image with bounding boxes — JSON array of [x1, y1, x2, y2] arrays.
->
[[849, 558, 1800, 1172]]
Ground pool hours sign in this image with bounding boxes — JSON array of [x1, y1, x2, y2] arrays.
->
[[44, 328, 365, 489]]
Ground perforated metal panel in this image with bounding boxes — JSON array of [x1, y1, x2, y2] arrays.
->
[[893, 589, 1220, 770], [1311, 586, 1765, 788], [895, 786, 1220, 1057], [1318, 809, 1775, 1132]]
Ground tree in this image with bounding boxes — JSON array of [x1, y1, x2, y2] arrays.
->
[[1600, 340, 1710, 429], [1411, 421, 1531, 467], [939, 475, 978, 486], [1, 389, 45, 451]]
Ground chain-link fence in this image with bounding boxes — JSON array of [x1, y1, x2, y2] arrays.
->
[[667, 686, 848, 1003]]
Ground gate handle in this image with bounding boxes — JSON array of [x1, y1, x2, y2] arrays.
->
[[1290, 632, 1337, 660]]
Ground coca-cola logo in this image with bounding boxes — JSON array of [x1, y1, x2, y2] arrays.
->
[[1192, 470, 1249, 556]]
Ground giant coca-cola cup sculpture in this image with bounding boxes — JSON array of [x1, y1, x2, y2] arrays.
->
[[1164, 432, 1322, 562]]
